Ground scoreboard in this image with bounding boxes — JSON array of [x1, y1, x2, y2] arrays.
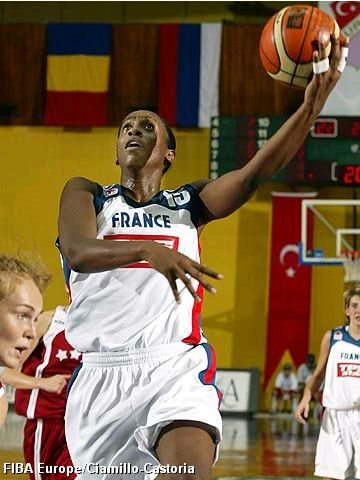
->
[[209, 116, 360, 185]]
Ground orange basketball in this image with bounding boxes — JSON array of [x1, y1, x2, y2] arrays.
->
[[259, 4, 340, 88]]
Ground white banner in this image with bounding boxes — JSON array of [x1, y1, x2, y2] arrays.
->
[[319, 1, 360, 115]]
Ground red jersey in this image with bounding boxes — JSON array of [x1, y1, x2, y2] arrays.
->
[[15, 307, 81, 419]]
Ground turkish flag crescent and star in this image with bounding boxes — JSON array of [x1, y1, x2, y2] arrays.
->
[[263, 192, 317, 389]]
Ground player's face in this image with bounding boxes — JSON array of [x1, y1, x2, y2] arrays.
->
[[116, 111, 170, 173], [0, 278, 43, 368], [345, 295, 360, 329]]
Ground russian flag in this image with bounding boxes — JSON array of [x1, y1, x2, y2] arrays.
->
[[44, 24, 112, 127], [158, 23, 222, 128]]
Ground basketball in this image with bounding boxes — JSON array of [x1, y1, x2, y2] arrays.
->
[[259, 5, 341, 88]]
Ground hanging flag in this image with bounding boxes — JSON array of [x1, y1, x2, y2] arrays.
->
[[44, 24, 112, 127], [158, 23, 222, 128], [263, 192, 317, 391], [319, 2, 360, 115]]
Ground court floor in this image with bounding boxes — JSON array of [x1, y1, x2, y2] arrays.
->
[[0, 410, 321, 480]]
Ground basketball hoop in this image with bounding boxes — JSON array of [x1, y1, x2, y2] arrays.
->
[[342, 250, 360, 286]]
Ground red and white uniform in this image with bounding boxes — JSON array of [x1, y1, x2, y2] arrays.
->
[[63, 184, 207, 352], [0, 380, 4, 399], [315, 326, 360, 479], [15, 306, 81, 480]]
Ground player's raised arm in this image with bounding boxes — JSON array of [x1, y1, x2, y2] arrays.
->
[[197, 35, 347, 222]]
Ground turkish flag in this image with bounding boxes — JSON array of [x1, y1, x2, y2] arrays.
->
[[263, 192, 316, 389]]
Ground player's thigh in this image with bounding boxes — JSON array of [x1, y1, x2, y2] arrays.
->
[[155, 420, 216, 480]]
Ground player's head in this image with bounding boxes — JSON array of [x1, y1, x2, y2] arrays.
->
[[0, 255, 51, 368], [306, 353, 315, 366], [283, 363, 292, 376], [116, 110, 176, 176], [344, 287, 360, 326]]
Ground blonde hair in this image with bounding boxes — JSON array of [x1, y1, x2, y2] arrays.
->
[[343, 287, 360, 324], [0, 254, 51, 300]]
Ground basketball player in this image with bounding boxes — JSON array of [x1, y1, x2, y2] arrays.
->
[[0, 255, 50, 369], [58, 36, 347, 479], [2, 306, 81, 480], [295, 287, 360, 480]]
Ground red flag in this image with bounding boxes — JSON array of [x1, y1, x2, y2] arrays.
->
[[263, 192, 316, 389]]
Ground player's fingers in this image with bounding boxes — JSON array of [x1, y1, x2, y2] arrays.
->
[[167, 273, 181, 304], [298, 415, 306, 425], [318, 33, 328, 61], [303, 404, 309, 419], [312, 50, 329, 75], [195, 262, 224, 280], [337, 35, 349, 73], [295, 407, 305, 424], [329, 35, 340, 68], [186, 267, 217, 295], [176, 270, 201, 301]]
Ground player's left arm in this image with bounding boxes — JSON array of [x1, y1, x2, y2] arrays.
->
[[193, 36, 346, 223]]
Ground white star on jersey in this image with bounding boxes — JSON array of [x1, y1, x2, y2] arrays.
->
[[70, 350, 81, 360], [56, 349, 68, 361]]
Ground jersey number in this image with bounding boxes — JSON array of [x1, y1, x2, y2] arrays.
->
[[163, 190, 191, 207]]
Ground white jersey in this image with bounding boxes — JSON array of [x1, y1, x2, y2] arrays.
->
[[274, 371, 298, 391], [297, 363, 313, 384], [322, 326, 360, 409], [60, 183, 207, 352]]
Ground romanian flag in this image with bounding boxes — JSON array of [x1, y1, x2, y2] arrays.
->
[[158, 24, 222, 128], [44, 24, 112, 127]]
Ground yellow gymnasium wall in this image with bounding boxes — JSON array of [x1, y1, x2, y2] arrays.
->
[[0, 127, 346, 381]]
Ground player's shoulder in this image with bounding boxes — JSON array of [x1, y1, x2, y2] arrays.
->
[[188, 179, 213, 193], [328, 325, 348, 345], [64, 176, 99, 194]]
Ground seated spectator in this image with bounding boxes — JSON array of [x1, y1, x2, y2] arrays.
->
[[297, 353, 316, 393], [271, 363, 298, 413]]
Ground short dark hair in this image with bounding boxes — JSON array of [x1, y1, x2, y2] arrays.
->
[[164, 122, 176, 151]]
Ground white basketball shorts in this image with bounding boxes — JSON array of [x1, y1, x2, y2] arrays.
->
[[65, 342, 223, 480], [314, 407, 360, 479]]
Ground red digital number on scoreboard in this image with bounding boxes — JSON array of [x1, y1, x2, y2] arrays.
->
[[311, 118, 338, 138], [341, 166, 360, 184], [351, 121, 360, 137]]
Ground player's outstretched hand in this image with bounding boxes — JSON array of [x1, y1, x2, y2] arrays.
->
[[40, 374, 71, 394], [304, 34, 349, 114], [295, 398, 310, 424], [143, 241, 223, 304]]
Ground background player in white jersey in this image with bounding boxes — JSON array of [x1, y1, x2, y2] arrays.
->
[[0, 255, 50, 369], [297, 353, 316, 390], [295, 288, 360, 480], [59, 38, 346, 479]]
